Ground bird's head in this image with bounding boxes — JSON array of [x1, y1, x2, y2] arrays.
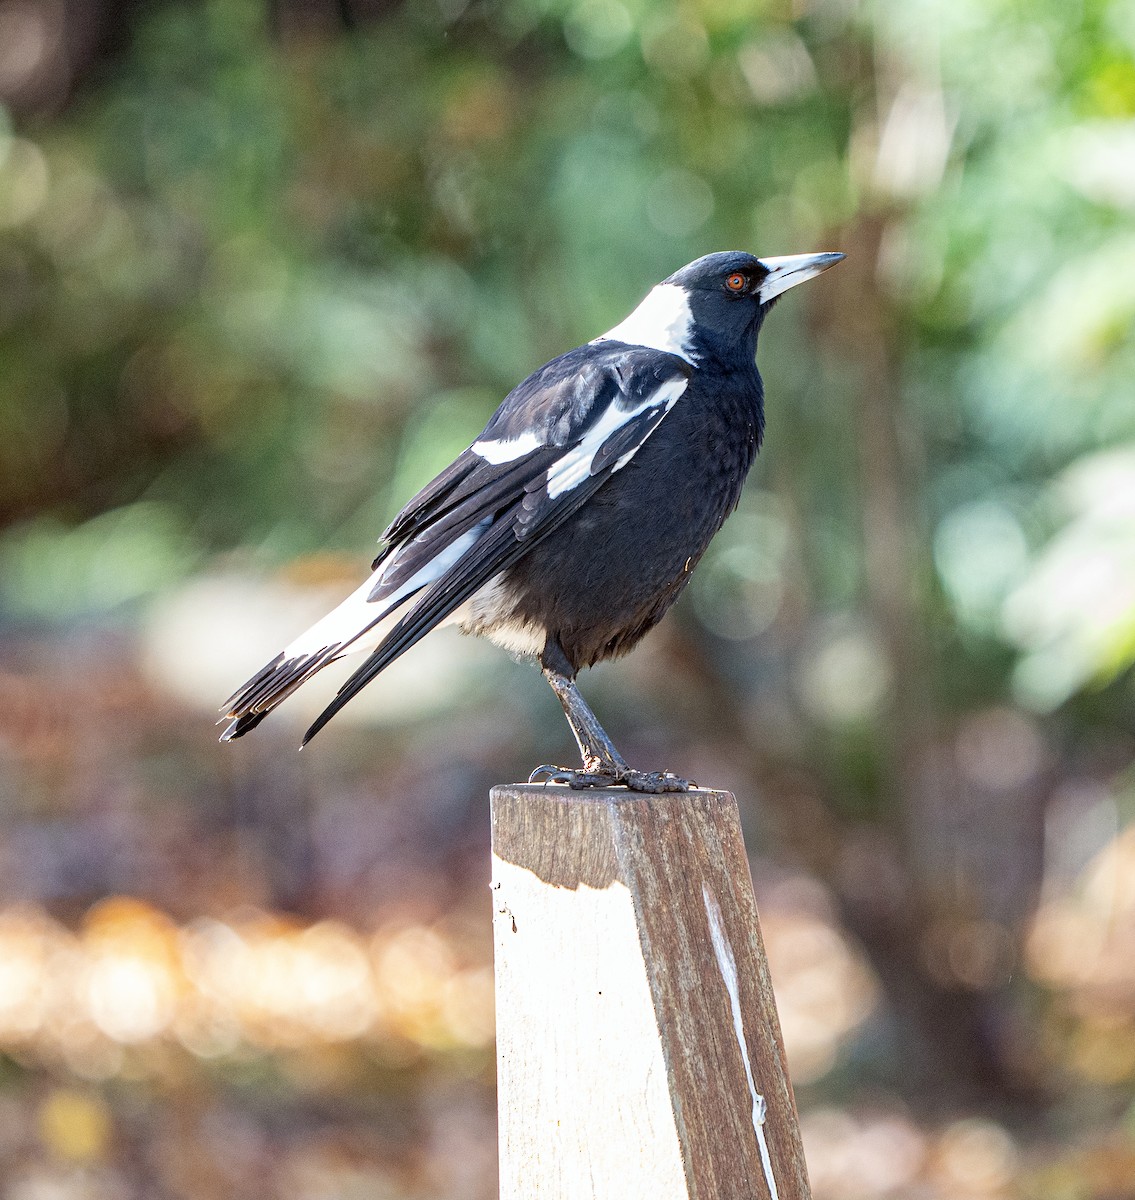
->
[[594, 248, 844, 365], [664, 250, 844, 361]]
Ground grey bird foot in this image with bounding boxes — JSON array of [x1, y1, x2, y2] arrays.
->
[[527, 764, 692, 793], [619, 769, 692, 793], [528, 764, 615, 789]]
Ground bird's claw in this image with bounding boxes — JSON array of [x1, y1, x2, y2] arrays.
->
[[528, 764, 614, 788], [528, 764, 578, 785], [528, 764, 692, 793]]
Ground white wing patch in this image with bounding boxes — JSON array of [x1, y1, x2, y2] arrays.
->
[[545, 376, 688, 500], [472, 429, 543, 464], [285, 520, 489, 658], [592, 283, 696, 364]]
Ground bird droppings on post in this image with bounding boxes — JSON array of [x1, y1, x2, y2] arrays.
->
[[491, 880, 518, 933], [704, 880, 781, 1200], [219, 250, 844, 792]]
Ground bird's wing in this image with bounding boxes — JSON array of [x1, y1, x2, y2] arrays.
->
[[221, 346, 690, 741]]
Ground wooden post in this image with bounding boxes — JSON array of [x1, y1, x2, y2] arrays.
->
[[491, 784, 812, 1200]]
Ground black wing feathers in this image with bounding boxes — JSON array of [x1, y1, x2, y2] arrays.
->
[[372, 451, 480, 569], [226, 343, 690, 744], [302, 350, 690, 742], [476, 346, 687, 445], [588, 401, 670, 478], [369, 447, 559, 603], [303, 460, 621, 743]]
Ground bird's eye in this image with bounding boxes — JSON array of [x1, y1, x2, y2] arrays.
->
[[725, 273, 747, 293]]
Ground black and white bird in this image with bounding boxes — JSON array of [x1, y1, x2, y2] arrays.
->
[[221, 250, 844, 791]]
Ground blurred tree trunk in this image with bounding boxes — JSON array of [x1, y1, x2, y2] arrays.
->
[[813, 213, 1043, 1105]]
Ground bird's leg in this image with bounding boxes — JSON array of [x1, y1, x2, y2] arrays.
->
[[543, 667, 630, 778], [528, 648, 691, 793]]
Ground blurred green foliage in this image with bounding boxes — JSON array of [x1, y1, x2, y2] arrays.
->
[[2, 0, 1134, 714]]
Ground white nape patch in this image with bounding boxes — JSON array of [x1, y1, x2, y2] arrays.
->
[[592, 283, 696, 363], [472, 429, 543, 465], [545, 376, 687, 500], [702, 883, 780, 1200], [448, 573, 546, 659], [285, 521, 489, 659]]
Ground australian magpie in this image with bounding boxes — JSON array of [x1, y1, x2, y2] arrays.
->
[[221, 250, 844, 791]]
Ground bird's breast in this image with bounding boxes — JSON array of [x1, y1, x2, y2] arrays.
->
[[496, 372, 763, 670]]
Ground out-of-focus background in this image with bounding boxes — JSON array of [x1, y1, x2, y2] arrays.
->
[[1, 0, 1134, 1194]]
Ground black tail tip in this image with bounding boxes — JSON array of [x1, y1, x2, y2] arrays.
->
[[219, 710, 270, 742]]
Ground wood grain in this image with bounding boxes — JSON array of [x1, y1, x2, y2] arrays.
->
[[491, 784, 812, 1200]]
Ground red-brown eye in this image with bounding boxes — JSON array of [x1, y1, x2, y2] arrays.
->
[[726, 273, 746, 292]]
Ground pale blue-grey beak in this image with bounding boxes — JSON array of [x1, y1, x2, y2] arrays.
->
[[756, 252, 845, 303]]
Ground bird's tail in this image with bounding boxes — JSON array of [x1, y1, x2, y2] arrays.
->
[[298, 522, 521, 744], [220, 590, 456, 743], [220, 645, 344, 741], [222, 520, 512, 744], [219, 566, 411, 741]]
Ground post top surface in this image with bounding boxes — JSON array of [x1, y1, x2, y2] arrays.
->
[[491, 783, 734, 805]]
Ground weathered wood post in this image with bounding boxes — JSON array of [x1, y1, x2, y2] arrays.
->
[[491, 784, 811, 1200]]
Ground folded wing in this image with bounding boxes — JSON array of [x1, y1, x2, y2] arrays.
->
[[221, 345, 690, 742]]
